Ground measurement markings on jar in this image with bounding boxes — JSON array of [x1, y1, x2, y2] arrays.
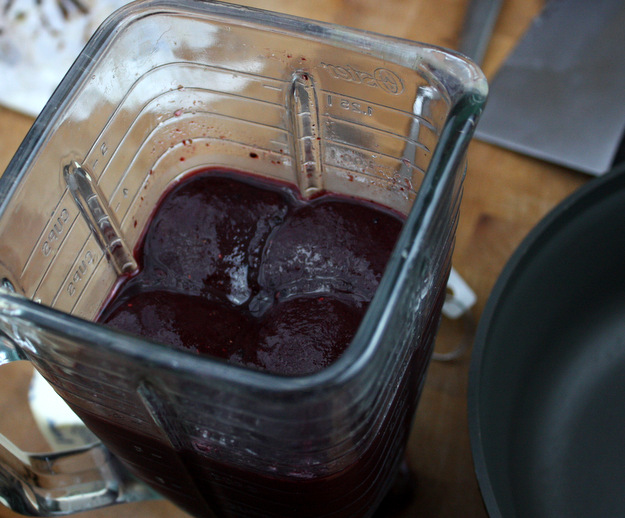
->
[[31, 214, 91, 307], [25, 192, 86, 303], [23, 190, 76, 276], [326, 94, 374, 117], [65, 249, 98, 298], [69, 245, 109, 318], [262, 83, 283, 92], [50, 234, 103, 313]]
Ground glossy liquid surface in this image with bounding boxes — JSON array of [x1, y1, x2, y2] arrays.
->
[[99, 169, 404, 376]]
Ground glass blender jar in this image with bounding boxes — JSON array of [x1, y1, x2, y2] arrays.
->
[[0, 1, 487, 516]]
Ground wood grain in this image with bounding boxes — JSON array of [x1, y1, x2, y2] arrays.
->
[[0, 1, 589, 517]]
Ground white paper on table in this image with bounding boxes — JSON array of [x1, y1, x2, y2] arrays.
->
[[0, 0, 130, 117]]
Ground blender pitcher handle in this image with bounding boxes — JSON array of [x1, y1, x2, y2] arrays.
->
[[0, 333, 157, 516]]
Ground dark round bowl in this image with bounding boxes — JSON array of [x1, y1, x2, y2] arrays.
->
[[469, 162, 625, 517]]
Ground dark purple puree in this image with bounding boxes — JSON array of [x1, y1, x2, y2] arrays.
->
[[84, 169, 431, 517], [98, 169, 404, 376]]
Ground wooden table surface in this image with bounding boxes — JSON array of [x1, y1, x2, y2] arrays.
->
[[0, 0, 589, 517]]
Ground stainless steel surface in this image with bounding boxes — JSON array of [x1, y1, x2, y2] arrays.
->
[[475, 0, 625, 176], [459, 0, 502, 65]]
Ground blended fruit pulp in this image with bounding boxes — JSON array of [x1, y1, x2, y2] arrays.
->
[[77, 168, 439, 518], [98, 168, 404, 376]]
